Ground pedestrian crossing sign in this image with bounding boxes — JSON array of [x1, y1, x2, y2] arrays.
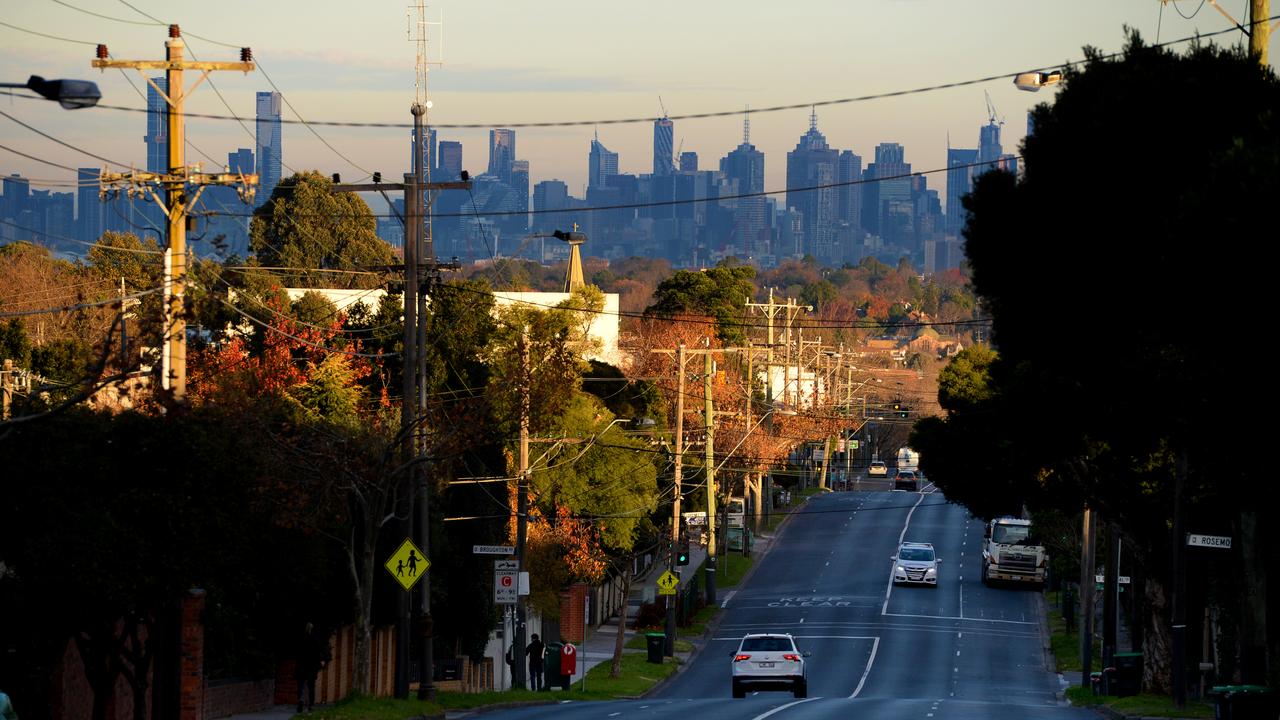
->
[[385, 538, 430, 591], [657, 570, 680, 595]]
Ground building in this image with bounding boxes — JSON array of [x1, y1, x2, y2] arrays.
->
[[510, 160, 530, 235], [588, 133, 619, 191], [198, 148, 255, 256], [719, 114, 766, 258], [76, 167, 102, 244], [145, 77, 168, 174], [785, 111, 838, 261], [255, 91, 283, 206], [653, 117, 674, 176], [679, 151, 698, 173], [945, 147, 979, 235], [376, 197, 406, 249], [437, 140, 463, 181], [488, 129, 516, 184]]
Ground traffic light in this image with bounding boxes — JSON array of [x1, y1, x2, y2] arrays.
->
[[677, 542, 690, 566], [893, 402, 908, 418]]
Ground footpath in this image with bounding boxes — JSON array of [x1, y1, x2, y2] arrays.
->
[[225, 521, 787, 720]]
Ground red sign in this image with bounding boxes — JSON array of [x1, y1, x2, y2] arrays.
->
[[560, 643, 577, 675], [500, 576, 513, 587]]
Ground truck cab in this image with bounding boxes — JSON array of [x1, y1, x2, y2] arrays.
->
[[981, 517, 1047, 588]]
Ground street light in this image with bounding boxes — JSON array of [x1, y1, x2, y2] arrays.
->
[[0, 75, 101, 109], [1014, 70, 1063, 92]]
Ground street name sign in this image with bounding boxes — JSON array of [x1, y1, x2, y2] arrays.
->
[[1187, 534, 1232, 549], [1095, 575, 1131, 584], [473, 545, 515, 555], [656, 570, 680, 596], [494, 560, 519, 605], [384, 538, 429, 591]]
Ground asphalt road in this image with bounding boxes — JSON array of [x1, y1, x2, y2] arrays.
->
[[476, 488, 1090, 720]]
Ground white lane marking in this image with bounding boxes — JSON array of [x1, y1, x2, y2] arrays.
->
[[750, 697, 822, 720], [959, 583, 964, 619], [610, 713, 621, 717], [720, 590, 736, 608], [882, 611, 1036, 625], [825, 561, 830, 567], [848, 636, 881, 698], [881, 492, 928, 615], [956, 650, 961, 656], [799, 617, 805, 624]]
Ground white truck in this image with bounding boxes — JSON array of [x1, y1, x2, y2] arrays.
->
[[896, 447, 919, 473], [981, 517, 1047, 588]]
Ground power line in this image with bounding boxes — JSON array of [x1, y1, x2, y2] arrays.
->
[[0, 285, 164, 319], [0, 109, 131, 168], [0, 23, 1260, 130]]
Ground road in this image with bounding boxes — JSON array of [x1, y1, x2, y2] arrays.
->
[[474, 488, 1089, 720]]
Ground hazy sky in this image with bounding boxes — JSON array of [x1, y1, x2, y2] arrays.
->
[[3, 1, 1276, 212]]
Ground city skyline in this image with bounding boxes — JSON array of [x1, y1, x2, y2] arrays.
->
[[3, 1, 1271, 206]]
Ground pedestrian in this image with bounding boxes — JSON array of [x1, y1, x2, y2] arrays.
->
[[294, 621, 331, 713], [0, 689, 17, 720], [526, 633, 545, 691]]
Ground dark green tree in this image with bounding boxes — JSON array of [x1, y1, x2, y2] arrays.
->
[[646, 265, 756, 344], [250, 171, 395, 289]]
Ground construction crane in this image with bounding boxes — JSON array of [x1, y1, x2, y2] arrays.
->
[[984, 91, 1004, 130]]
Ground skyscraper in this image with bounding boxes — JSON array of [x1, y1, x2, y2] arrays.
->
[[679, 152, 698, 173], [653, 117, 674, 176], [720, 113, 766, 256], [836, 150, 863, 230], [76, 168, 102, 243], [862, 143, 912, 246], [145, 77, 168, 174], [785, 110, 838, 260], [510, 159, 530, 234], [945, 146, 978, 235], [488, 129, 516, 183], [255, 91, 283, 206], [588, 133, 619, 191], [437, 140, 463, 181]]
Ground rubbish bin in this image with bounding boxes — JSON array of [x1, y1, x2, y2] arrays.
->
[[1210, 685, 1276, 720], [645, 632, 666, 664], [1110, 652, 1142, 697], [1090, 671, 1104, 696], [543, 642, 565, 691]]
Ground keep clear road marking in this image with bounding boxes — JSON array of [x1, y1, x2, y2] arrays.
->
[[750, 697, 822, 720]]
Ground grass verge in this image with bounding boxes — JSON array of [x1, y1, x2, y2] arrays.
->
[[718, 552, 753, 587], [1045, 590, 1099, 673], [625, 634, 694, 652], [434, 652, 682, 709], [1064, 688, 1213, 718], [678, 604, 719, 638]]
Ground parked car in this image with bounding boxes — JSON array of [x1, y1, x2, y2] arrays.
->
[[892, 542, 940, 587], [731, 633, 809, 698], [867, 461, 888, 477]]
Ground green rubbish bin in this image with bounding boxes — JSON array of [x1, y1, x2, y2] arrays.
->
[[645, 632, 666, 664], [542, 642, 566, 691], [1109, 652, 1142, 697], [1209, 685, 1276, 720]]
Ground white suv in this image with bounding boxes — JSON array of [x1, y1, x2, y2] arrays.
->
[[867, 460, 888, 477], [892, 542, 940, 587], [730, 633, 809, 698]]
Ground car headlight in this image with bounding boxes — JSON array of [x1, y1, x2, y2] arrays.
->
[[925, 567, 937, 576], [896, 566, 906, 574]]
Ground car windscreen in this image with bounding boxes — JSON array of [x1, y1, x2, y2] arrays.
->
[[898, 548, 934, 561], [741, 637, 794, 652]]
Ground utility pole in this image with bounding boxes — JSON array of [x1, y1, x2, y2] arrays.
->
[[1251, 0, 1270, 67], [704, 344, 717, 605], [664, 343, 685, 656], [515, 329, 531, 691], [1172, 452, 1188, 708], [1079, 505, 1096, 689], [92, 26, 256, 401], [1102, 521, 1120, 694]]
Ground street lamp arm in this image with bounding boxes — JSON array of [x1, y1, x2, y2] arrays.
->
[[1, 75, 101, 108]]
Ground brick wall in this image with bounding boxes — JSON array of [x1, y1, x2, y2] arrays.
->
[[274, 625, 396, 705], [557, 584, 589, 644]]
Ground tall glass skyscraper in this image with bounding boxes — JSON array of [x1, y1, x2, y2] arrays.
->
[[145, 77, 168, 174], [255, 91, 283, 206], [720, 115, 765, 255], [588, 134, 619, 191], [785, 111, 838, 260], [77, 168, 103, 243], [653, 117, 674, 176], [488, 129, 515, 183]]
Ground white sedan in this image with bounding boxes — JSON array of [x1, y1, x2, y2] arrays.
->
[[867, 461, 888, 477]]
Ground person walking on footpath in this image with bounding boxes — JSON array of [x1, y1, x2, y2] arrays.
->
[[295, 621, 331, 713], [526, 633, 545, 691]]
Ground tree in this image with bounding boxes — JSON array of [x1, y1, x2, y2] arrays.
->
[[646, 265, 756, 345], [250, 172, 395, 289], [928, 34, 1280, 691]]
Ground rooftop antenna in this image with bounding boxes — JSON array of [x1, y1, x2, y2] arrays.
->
[[658, 95, 668, 119], [809, 105, 818, 131], [743, 104, 751, 144]]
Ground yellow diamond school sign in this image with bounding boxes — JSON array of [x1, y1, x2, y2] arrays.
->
[[656, 570, 680, 596], [385, 538, 430, 591]]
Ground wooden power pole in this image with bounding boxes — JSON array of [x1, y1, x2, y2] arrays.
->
[[93, 26, 256, 401]]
